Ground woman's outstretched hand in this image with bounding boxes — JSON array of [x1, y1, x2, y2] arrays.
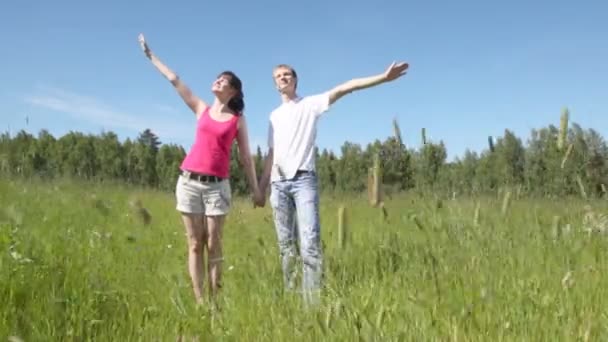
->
[[138, 33, 152, 59]]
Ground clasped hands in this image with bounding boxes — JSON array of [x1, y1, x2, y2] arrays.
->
[[252, 188, 266, 208]]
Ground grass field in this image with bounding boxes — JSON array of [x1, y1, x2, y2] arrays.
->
[[1, 178, 607, 341]]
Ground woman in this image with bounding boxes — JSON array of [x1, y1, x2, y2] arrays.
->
[[138, 33, 263, 305]]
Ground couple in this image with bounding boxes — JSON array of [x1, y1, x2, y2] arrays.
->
[[138, 34, 409, 306]]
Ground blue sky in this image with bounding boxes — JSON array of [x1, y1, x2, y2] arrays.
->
[[1, 0, 607, 161]]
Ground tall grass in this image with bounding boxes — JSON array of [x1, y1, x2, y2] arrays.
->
[[1, 178, 607, 340]]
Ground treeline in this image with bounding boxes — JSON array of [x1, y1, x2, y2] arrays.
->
[[1, 110, 607, 198]]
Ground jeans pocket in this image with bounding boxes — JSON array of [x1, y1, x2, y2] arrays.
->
[[269, 185, 279, 209]]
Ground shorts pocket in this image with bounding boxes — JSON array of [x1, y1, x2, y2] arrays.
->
[[214, 181, 230, 209]]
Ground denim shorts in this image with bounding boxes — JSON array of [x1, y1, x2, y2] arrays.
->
[[175, 174, 232, 216]]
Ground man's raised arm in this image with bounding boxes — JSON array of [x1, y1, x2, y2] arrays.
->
[[327, 61, 409, 105]]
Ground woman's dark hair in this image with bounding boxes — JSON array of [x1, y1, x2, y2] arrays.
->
[[219, 71, 244, 115]]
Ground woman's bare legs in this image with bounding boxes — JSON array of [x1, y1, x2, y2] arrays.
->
[[206, 215, 225, 300], [181, 213, 207, 304]]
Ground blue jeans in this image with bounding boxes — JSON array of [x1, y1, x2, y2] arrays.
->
[[270, 171, 322, 304]]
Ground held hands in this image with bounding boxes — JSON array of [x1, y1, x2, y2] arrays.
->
[[252, 187, 266, 208], [383, 61, 409, 82], [138, 33, 152, 59]]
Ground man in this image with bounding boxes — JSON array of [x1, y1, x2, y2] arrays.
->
[[257, 61, 409, 305]]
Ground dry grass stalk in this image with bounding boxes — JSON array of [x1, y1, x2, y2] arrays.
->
[[324, 305, 333, 331], [558, 107, 569, 151], [516, 184, 523, 199], [376, 306, 387, 329], [337, 205, 347, 248], [374, 154, 383, 205], [0, 154, 9, 173], [393, 118, 403, 147], [552, 215, 561, 240], [561, 270, 574, 290], [561, 143, 573, 169], [368, 153, 382, 207], [582, 205, 608, 235], [575, 175, 587, 199], [473, 202, 481, 227], [380, 201, 388, 222], [501, 190, 511, 216], [421, 127, 427, 145], [367, 167, 375, 205]]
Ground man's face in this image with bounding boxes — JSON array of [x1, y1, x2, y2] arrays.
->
[[273, 67, 296, 94]]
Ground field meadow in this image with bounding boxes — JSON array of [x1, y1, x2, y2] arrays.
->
[[1, 177, 607, 341]]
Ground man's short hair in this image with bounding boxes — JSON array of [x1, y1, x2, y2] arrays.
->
[[273, 64, 297, 79]]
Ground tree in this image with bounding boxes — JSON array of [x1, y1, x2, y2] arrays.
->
[[379, 137, 413, 191], [524, 126, 562, 196], [494, 129, 525, 187], [229, 142, 248, 195], [156, 144, 186, 191], [584, 128, 608, 196], [1, 113, 606, 199], [254, 145, 264, 176], [31, 129, 57, 177], [317, 148, 337, 192], [129, 140, 158, 187], [96, 131, 126, 181], [137, 129, 161, 153], [415, 140, 447, 191], [336, 142, 366, 192], [455, 149, 479, 194]]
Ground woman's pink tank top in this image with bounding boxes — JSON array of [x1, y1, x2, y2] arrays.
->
[[180, 107, 239, 178]]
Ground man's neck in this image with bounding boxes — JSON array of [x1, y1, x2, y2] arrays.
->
[[280, 91, 299, 103]]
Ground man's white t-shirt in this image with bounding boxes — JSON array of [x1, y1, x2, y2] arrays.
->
[[268, 92, 331, 183]]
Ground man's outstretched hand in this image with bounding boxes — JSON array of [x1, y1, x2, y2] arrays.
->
[[383, 61, 409, 82]]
